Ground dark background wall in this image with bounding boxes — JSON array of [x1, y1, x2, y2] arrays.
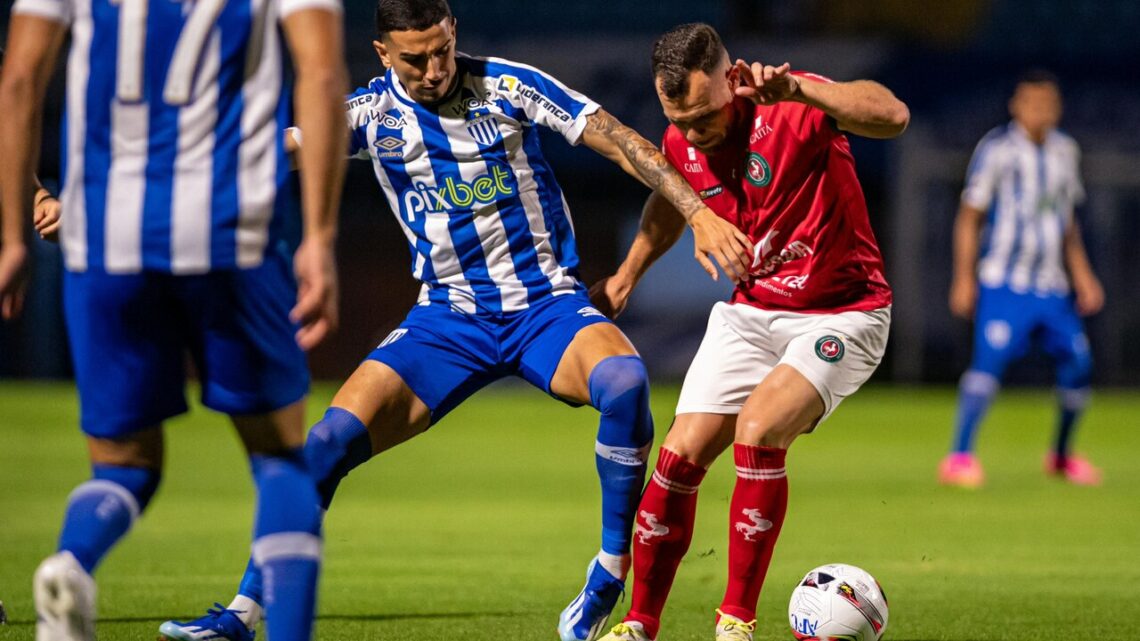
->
[[2, 0, 1138, 385]]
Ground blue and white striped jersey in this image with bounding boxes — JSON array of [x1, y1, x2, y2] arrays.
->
[[962, 122, 1085, 296], [13, 0, 342, 274], [345, 53, 599, 315]]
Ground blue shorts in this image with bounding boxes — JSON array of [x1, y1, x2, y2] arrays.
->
[[63, 250, 309, 438], [971, 286, 1090, 376], [366, 291, 611, 424]]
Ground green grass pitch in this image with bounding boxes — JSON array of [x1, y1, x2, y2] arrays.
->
[[1, 382, 1138, 640]]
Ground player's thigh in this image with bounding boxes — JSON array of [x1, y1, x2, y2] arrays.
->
[[183, 252, 309, 418], [662, 413, 737, 469], [764, 306, 891, 438], [1038, 298, 1092, 379], [63, 270, 189, 439], [329, 360, 431, 455], [970, 288, 1034, 375], [512, 292, 635, 405], [364, 305, 501, 429], [735, 365, 826, 448], [675, 302, 779, 417]]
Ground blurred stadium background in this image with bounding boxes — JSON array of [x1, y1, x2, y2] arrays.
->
[[2, 0, 1140, 387]]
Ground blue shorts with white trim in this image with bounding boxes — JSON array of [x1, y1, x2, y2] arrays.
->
[[63, 249, 309, 438], [366, 290, 611, 424]]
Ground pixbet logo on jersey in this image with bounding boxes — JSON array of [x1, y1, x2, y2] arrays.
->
[[402, 165, 516, 220]]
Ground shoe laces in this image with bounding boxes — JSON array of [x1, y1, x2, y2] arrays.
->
[[716, 609, 757, 639]]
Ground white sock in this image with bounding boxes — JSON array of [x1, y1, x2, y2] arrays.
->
[[597, 550, 630, 581], [226, 595, 262, 627]]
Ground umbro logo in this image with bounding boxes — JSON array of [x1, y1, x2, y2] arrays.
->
[[374, 136, 405, 151], [577, 306, 605, 318]]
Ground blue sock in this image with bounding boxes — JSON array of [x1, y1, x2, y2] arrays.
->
[[250, 450, 322, 641], [57, 464, 161, 574], [589, 355, 654, 557], [1054, 388, 1089, 460], [951, 370, 999, 454], [235, 408, 370, 604]]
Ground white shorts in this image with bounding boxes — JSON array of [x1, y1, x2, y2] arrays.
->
[[676, 302, 891, 422]]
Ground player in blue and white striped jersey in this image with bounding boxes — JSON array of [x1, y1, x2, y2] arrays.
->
[[940, 71, 1105, 488], [158, 2, 755, 641], [0, 1, 349, 640]]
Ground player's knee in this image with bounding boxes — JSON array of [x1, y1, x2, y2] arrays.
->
[[92, 464, 162, 515], [589, 355, 653, 446], [1057, 352, 1093, 394], [960, 369, 1001, 397], [736, 415, 802, 449], [304, 407, 373, 486]]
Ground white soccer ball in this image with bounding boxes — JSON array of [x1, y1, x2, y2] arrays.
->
[[788, 563, 889, 641]]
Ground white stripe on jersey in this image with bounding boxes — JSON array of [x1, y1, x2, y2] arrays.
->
[[103, 98, 148, 273], [60, 0, 92, 272], [967, 124, 1082, 296], [237, 0, 281, 267], [399, 107, 480, 313], [437, 112, 527, 311], [171, 31, 221, 273]]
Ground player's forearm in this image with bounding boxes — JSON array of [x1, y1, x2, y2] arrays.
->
[[1063, 225, 1098, 283], [583, 110, 706, 222], [616, 193, 688, 285], [284, 10, 349, 246], [0, 20, 58, 246], [794, 79, 909, 139], [952, 205, 984, 283]]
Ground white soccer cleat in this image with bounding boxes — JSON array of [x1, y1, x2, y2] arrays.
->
[[596, 621, 653, 641], [34, 552, 96, 641], [715, 609, 756, 641]]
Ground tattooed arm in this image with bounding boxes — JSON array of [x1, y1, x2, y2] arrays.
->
[[580, 108, 752, 281]]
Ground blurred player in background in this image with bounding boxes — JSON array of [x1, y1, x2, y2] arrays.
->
[[940, 71, 1105, 488], [590, 23, 908, 641], [0, 1, 349, 640], [158, 2, 752, 641]]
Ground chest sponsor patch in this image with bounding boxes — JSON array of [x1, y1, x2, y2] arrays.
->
[[746, 152, 772, 187]]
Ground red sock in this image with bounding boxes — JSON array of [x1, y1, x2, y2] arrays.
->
[[719, 444, 788, 623], [624, 448, 707, 639]]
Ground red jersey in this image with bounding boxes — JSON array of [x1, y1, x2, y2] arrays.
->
[[662, 74, 892, 313]]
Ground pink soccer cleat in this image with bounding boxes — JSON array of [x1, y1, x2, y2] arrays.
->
[[938, 452, 985, 488], [1044, 453, 1103, 485]]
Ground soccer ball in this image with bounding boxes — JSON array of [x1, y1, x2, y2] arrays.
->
[[788, 563, 889, 641]]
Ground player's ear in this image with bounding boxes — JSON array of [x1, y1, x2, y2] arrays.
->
[[727, 62, 741, 90], [373, 39, 390, 68]]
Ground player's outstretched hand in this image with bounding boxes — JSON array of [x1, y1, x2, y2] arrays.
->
[[690, 208, 753, 282], [948, 276, 977, 319], [1074, 274, 1105, 317], [291, 238, 339, 351], [0, 242, 29, 321], [734, 60, 800, 105], [589, 274, 634, 319], [34, 193, 62, 242]]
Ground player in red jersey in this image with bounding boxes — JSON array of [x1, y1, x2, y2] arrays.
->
[[591, 23, 909, 641]]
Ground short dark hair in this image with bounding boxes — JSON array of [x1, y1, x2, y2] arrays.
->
[[651, 23, 727, 100], [1017, 68, 1061, 90], [375, 0, 452, 37]]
